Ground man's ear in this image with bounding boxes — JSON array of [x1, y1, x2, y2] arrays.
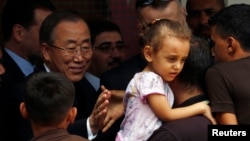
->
[[41, 43, 51, 62], [226, 37, 236, 54], [143, 45, 153, 62], [67, 107, 77, 124], [19, 102, 29, 119], [13, 24, 24, 42]]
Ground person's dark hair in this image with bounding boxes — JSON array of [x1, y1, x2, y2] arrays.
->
[[39, 9, 85, 45], [1, 0, 55, 42], [208, 4, 250, 51], [87, 19, 122, 45], [177, 36, 214, 92], [186, 0, 225, 12], [24, 72, 75, 126]]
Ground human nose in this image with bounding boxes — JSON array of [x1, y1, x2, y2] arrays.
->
[[73, 52, 85, 63], [76, 47, 84, 55], [200, 12, 209, 25], [75, 47, 93, 56], [110, 46, 123, 57], [173, 61, 182, 70]]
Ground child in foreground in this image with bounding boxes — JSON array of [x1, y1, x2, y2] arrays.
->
[[116, 19, 216, 141], [19, 72, 89, 141]]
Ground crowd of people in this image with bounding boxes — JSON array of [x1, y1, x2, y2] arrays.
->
[[1, 0, 250, 141]]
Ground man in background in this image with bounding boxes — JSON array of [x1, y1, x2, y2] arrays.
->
[[186, 0, 225, 39], [86, 19, 126, 91], [2, 0, 55, 140]]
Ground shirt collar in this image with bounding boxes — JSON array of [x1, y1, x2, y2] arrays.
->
[[5, 48, 34, 77]]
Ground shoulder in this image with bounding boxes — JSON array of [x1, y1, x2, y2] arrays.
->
[[2, 49, 24, 78], [67, 135, 88, 141], [99, 54, 147, 90], [133, 71, 162, 82], [101, 54, 146, 78], [206, 57, 250, 77], [149, 116, 211, 141]]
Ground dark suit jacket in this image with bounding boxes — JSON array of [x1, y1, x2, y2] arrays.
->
[[99, 53, 147, 90], [148, 95, 212, 141], [7, 65, 99, 141], [2, 49, 27, 141], [74, 77, 99, 119], [1, 49, 26, 94]]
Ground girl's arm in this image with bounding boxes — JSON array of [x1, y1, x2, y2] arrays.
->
[[147, 93, 216, 124]]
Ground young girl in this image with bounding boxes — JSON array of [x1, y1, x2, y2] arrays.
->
[[115, 19, 216, 141]]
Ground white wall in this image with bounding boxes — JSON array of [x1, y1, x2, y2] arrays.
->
[[180, 0, 250, 8], [227, 0, 250, 5]]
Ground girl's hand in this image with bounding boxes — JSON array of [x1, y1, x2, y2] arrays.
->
[[199, 100, 217, 125]]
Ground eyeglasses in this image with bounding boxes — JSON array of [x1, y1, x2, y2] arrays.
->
[[136, 0, 171, 9], [48, 44, 93, 57], [94, 42, 127, 54]]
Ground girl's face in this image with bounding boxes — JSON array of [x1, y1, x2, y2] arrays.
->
[[145, 37, 190, 82]]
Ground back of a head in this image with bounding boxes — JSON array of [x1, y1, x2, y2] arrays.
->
[[87, 19, 122, 44], [141, 19, 191, 50], [1, 0, 55, 42], [24, 72, 75, 126], [177, 36, 214, 91], [39, 9, 85, 45], [209, 4, 250, 51]]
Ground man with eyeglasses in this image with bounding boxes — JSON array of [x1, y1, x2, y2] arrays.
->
[[85, 19, 126, 91], [9, 10, 112, 141]]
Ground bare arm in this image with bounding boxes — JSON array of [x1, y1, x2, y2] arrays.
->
[[215, 112, 238, 124], [147, 93, 216, 124]]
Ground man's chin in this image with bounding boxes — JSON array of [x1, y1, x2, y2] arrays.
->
[[68, 74, 84, 82], [199, 31, 211, 38], [109, 62, 122, 69]]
